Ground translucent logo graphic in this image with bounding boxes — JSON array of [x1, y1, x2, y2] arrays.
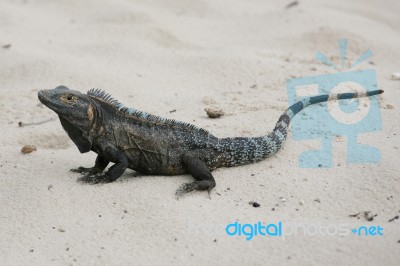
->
[[286, 39, 382, 168], [185, 219, 385, 241]]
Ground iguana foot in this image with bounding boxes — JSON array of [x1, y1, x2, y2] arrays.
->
[[71, 166, 103, 175], [175, 180, 215, 199], [77, 174, 113, 184]]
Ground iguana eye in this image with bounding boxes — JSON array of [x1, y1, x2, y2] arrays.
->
[[62, 94, 76, 103]]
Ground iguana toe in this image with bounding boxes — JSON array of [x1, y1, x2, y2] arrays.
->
[[175, 182, 194, 199], [71, 166, 103, 175], [77, 174, 112, 184], [175, 181, 215, 199]]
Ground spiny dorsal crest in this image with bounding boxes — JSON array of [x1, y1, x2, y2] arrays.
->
[[87, 88, 209, 134]]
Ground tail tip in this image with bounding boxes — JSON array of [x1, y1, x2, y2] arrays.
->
[[368, 89, 384, 96]]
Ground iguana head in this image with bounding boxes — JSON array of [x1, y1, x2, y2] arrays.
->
[[38, 85, 95, 123], [38, 85, 95, 153]]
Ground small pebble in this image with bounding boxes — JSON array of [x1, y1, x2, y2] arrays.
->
[[388, 215, 399, 222], [391, 72, 400, 80], [249, 201, 260, 208], [364, 211, 375, 221], [21, 145, 37, 154], [204, 108, 224, 119]]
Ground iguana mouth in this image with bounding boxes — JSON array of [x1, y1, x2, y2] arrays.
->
[[38, 90, 49, 104]]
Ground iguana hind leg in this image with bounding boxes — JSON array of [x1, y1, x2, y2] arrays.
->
[[175, 151, 217, 198], [71, 155, 109, 175]]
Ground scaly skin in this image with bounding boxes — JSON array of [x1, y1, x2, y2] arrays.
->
[[38, 86, 383, 197]]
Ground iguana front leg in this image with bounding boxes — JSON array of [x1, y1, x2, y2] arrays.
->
[[71, 155, 109, 175], [77, 146, 129, 184], [175, 151, 217, 198]]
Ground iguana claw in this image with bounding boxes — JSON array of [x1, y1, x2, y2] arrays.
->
[[71, 166, 103, 175], [77, 174, 112, 184]]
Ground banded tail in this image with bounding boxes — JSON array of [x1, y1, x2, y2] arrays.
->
[[218, 90, 384, 167]]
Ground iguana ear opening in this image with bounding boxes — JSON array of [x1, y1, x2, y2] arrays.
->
[[59, 116, 92, 153]]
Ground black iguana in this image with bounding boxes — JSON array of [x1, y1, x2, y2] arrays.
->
[[38, 86, 383, 197]]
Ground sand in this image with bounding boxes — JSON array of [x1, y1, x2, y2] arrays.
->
[[1, 0, 399, 265]]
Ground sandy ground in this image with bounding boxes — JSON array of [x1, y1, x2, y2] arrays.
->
[[1, 0, 399, 265]]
